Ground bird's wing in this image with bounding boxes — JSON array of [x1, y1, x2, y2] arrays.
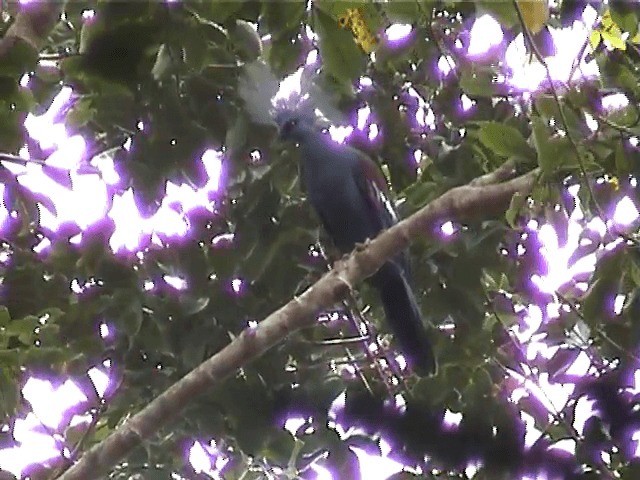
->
[[350, 149, 413, 275], [350, 148, 398, 230]]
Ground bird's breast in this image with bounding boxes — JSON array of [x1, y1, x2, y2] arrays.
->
[[304, 172, 379, 252]]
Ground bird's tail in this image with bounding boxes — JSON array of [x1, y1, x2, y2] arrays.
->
[[374, 262, 436, 376]]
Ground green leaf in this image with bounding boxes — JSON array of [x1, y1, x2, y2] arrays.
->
[[313, 8, 366, 85], [6, 316, 38, 345], [229, 19, 263, 61], [66, 97, 97, 128], [581, 249, 625, 325], [459, 68, 496, 97], [225, 113, 248, 160], [610, 2, 639, 37], [476, 1, 518, 29], [615, 140, 631, 175], [531, 115, 555, 175], [0, 39, 39, 77], [0, 367, 19, 417], [505, 191, 526, 228], [0, 307, 10, 328], [476, 121, 532, 159], [200, 1, 244, 23], [384, 0, 421, 22]]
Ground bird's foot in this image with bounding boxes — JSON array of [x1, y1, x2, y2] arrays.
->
[[354, 238, 372, 252]]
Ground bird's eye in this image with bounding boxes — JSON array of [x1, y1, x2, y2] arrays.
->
[[285, 118, 298, 130]]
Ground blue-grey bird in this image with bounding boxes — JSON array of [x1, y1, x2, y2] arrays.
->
[[277, 109, 436, 375]]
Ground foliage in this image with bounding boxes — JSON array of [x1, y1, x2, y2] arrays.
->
[[0, 0, 639, 479]]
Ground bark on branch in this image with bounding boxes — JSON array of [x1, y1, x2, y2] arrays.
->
[[0, 2, 61, 61], [57, 166, 539, 480]]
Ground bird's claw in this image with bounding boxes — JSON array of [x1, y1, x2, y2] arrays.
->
[[354, 238, 372, 252]]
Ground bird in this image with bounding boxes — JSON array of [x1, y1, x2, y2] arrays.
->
[[276, 108, 436, 375]]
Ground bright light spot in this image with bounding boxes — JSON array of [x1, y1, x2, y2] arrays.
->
[[212, 232, 235, 247], [584, 113, 598, 132], [613, 294, 626, 315], [468, 15, 503, 57], [81, 9, 95, 20], [284, 416, 306, 436], [33, 237, 51, 254], [386, 23, 412, 42], [305, 24, 317, 40], [574, 396, 597, 435], [587, 217, 607, 237], [87, 367, 110, 398], [612, 196, 639, 226], [512, 304, 542, 343], [108, 189, 146, 252], [359, 76, 373, 88], [90, 151, 121, 186], [368, 123, 379, 141], [443, 409, 462, 428], [406, 86, 434, 129], [441, 221, 455, 236], [505, 17, 599, 91], [231, 278, 243, 294], [631, 430, 640, 458], [350, 447, 403, 479], [189, 442, 213, 476], [310, 462, 334, 480], [274, 69, 303, 102], [328, 125, 353, 144], [0, 413, 61, 477], [164, 274, 187, 290], [201, 149, 224, 192], [438, 55, 454, 76], [602, 93, 629, 111], [564, 351, 591, 377], [22, 378, 87, 429], [550, 438, 576, 454], [464, 460, 482, 478], [306, 49, 318, 65], [582, 5, 597, 26], [460, 94, 474, 112], [357, 106, 371, 130], [521, 411, 544, 449]]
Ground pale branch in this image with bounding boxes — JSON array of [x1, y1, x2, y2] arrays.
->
[[57, 167, 539, 480], [469, 159, 517, 187], [0, 2, 61, 60]]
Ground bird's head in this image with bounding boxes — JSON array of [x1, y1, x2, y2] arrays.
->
[[275, 109, 317, 143]]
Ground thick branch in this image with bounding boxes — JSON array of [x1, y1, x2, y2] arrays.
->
[[57, 168, 539, 480], [0, 2, 61, 60], [469, 159, 517, 187]]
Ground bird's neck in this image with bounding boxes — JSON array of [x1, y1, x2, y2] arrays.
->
[[298, 133, 347, 182]]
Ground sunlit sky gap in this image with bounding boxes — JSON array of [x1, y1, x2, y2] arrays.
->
[[1, 4, 640, 479]]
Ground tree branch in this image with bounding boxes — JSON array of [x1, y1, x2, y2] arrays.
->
[[469, 159, 517, 187], [0, 2, 61, 61], [57, 167, 539, 480]]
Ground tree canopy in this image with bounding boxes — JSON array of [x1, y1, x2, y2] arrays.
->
[[1, 1, 640, 479]]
